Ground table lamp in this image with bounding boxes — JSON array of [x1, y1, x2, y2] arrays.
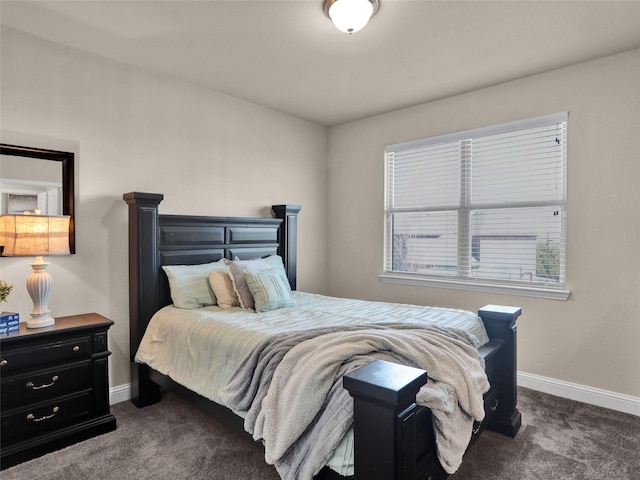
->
[[1, 212, 70, 328]]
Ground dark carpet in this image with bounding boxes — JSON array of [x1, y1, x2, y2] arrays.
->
[[450, 388, 639, 480], [2, 387, 638, 479]]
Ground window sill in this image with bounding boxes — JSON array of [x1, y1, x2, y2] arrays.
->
[[378, 273, 570, 301]]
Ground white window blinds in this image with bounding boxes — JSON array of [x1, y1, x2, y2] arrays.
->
[[384, 112, 568, 293]]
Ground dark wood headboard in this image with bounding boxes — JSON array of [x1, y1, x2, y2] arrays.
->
[[123, 192, 300, 404]]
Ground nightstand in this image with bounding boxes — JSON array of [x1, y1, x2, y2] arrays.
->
[[0, 313, 117, 469]]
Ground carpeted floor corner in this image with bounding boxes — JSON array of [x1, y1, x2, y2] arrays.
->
[[2, 387, 639, 479]]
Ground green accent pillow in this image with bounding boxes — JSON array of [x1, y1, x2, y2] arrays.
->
[[226, 255, 291, 309], [244, 268, 295, 312]]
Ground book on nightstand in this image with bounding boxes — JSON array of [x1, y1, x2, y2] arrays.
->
[[0, 312, 20, 334]]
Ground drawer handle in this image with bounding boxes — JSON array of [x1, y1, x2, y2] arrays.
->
[[0, 359, 7, 367], [27, 406, 60, 422], [73, 345, 80, 352], [473, 399, 500, 435], [26, 376, 59, 390]]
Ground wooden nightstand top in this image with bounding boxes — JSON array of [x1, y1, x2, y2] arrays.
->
[[0, 313, 113, 344]]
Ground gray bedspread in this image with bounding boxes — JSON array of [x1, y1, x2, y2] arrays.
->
[[219, 323, 489, 480]]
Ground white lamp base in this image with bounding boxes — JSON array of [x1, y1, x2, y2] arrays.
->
[[26, 256, 56, 329], [26, 314, 55, 329]]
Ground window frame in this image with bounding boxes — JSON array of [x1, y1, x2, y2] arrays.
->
[[380, 112, 570, 301]]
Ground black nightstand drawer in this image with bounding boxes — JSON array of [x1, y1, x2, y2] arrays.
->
[[1, 360, 91, 410], [0, 336, 91, 374], [0, 313, 116, 469], [1, 391, 92, 442]]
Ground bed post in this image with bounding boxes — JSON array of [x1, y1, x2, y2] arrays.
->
[[272, 204, 301, 291], [123, 192, 164, 408], [343, 359, 435, 480], [478, 305, 522, 437]]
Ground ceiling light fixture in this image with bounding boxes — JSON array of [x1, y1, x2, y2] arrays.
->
[[323, 0, 380, 35]]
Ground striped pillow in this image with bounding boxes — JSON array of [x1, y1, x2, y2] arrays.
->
[[226, 258, 271, 309], [244, 268, 295, 312]]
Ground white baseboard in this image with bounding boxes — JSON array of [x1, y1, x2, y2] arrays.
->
[[110, 374, 640, 417], [518, 371, 640, 417], [109, 383, 131, 405]]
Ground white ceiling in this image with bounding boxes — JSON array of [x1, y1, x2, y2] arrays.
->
[[2, 0, 640, 127]]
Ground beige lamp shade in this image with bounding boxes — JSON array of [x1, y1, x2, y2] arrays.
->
[[1, 213, 70, 328], [1, 214, 70, 256]]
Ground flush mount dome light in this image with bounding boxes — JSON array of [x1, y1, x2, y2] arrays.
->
[[323, 0, 380, 34]]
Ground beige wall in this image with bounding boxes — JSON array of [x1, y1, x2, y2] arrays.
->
[[327, 49, 640, 398], [2, 25, 638, 402], [0, 28, 329, 389]]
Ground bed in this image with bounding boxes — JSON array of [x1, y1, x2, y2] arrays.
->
[[124, 191, 522, 480]]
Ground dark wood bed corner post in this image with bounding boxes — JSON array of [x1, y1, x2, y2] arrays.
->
[[123, 192, 164, 408], [272, 204, 301, 291], [477, 305, 522, 437], [343, 360, 431, 480]]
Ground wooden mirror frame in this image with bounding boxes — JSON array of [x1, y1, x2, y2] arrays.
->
[[0, 143, 75, 254]]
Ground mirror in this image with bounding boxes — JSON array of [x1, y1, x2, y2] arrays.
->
[[0, 144, 75, 254]]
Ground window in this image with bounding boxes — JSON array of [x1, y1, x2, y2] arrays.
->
[[382, 113, 569, 300]]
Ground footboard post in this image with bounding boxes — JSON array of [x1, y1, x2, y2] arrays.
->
[[343, 359, 429, 480], [478, 305, 522, 437], [124, 192, 164, 408]]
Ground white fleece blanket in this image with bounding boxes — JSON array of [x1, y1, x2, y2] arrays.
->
[[220, 323, 489, 480]]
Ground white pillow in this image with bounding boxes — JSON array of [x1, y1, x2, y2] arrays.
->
[[162, 260, 226, 309], [262, 254, 289, 282]]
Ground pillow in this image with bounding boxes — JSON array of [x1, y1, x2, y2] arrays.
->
[[162, 260, 226, 309], [208, 270, 240, 309], [226, 258, 271, 309], [244, 268, 295, 312], [262, 254, 289, 282], [226, 255, 291, 309]]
